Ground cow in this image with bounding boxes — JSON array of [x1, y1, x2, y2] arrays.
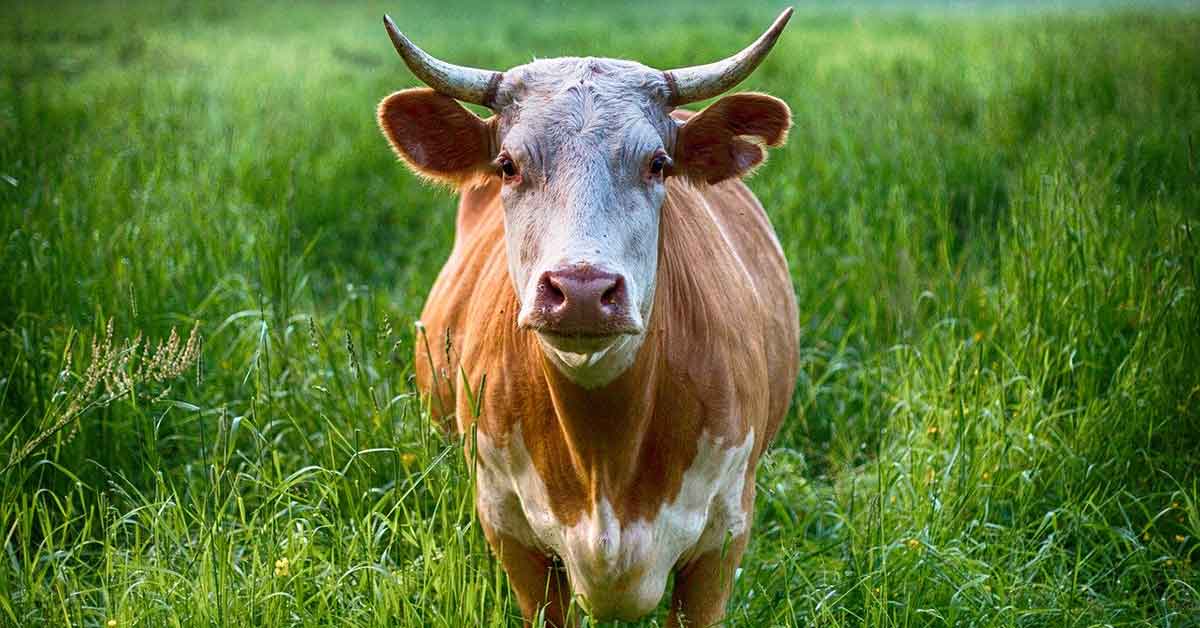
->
[[376, 9, 799, 626]]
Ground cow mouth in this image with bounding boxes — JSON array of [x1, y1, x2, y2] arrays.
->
[[536, 327, 640, 339], [518, 312, 644, 342], [532, 326, 642, 353]]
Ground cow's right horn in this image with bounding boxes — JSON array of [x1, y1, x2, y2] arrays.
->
[[383, 15, 503, 109]]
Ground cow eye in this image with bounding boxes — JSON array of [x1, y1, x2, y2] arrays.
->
[[649, 152, 671, 177], [496, 153, 518, 179]]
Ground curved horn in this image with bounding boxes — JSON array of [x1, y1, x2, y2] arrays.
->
[[663, 8, 793, 106], [383, 15, 503, 108]]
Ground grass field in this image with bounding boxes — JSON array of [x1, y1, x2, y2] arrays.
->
[[3, 1, 1200, 626]]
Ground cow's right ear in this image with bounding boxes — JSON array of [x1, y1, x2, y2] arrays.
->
[[377, 88, 495, 185]]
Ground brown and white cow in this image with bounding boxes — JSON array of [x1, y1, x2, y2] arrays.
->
[[377, 9, 799, 626]]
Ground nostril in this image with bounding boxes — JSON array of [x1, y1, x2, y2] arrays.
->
[[539, 274, 566, 308], [600, 276, 625, 307]]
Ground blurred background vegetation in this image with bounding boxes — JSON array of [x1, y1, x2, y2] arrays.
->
[[1, 1, 1198, 626]]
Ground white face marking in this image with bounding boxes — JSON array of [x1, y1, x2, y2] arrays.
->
[[475, 425, 755, 620], [491, 59, 676, 388]]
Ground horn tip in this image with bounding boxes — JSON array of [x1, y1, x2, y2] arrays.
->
[[773, 7, 794, 31], [382, 14, 406, 40], [382, 14, 410, 53]]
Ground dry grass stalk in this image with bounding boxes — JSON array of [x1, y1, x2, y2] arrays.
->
[[4, 319, 202, 471]]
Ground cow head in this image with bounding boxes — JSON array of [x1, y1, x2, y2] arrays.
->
[[378, 10, 792, 387]]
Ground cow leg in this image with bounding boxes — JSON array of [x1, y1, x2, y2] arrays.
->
[[666, 533, 749, 628], [479, 522, 574, 627]]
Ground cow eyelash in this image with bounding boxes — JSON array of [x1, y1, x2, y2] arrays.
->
[[495, 152, 519, 180]]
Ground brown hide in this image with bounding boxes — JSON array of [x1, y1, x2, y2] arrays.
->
[[414, 149, 798, 530]]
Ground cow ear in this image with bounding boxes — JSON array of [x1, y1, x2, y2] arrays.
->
[[377, 88, 495, 185], [672, 93, 791, 185]]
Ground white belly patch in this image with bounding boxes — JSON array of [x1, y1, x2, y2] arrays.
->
[[474, 425, 755, 620]]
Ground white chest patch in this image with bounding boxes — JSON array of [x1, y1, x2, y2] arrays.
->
[[473, 425, 755, 620]]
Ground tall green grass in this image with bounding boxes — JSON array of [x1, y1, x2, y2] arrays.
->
[[1, 1, 1198, 626]]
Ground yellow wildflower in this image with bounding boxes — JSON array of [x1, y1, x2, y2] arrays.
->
[[907, 538, 921, 551], [400, 453, 417, 468], [972, 331, 984, 343], [1175, 535, 1187, 543], [274, 557, 290, 577], [107, 621, 117, 628]]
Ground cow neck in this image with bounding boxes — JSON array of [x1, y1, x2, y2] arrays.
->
[[537, 326, 661, 494]]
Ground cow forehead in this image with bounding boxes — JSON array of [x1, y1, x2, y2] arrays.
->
[[499, 57, 671, 104], [495, 58, 675, 145]]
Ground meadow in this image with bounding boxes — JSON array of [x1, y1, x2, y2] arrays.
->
[[2, 1, 1199, 626]]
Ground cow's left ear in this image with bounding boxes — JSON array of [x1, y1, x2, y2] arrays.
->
[[378, 88, 495, 186], [672, 93, 791, 185]]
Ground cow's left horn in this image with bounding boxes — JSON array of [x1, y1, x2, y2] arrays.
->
[[383, 15, 503, 108], [662, 7, 793, 106]]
